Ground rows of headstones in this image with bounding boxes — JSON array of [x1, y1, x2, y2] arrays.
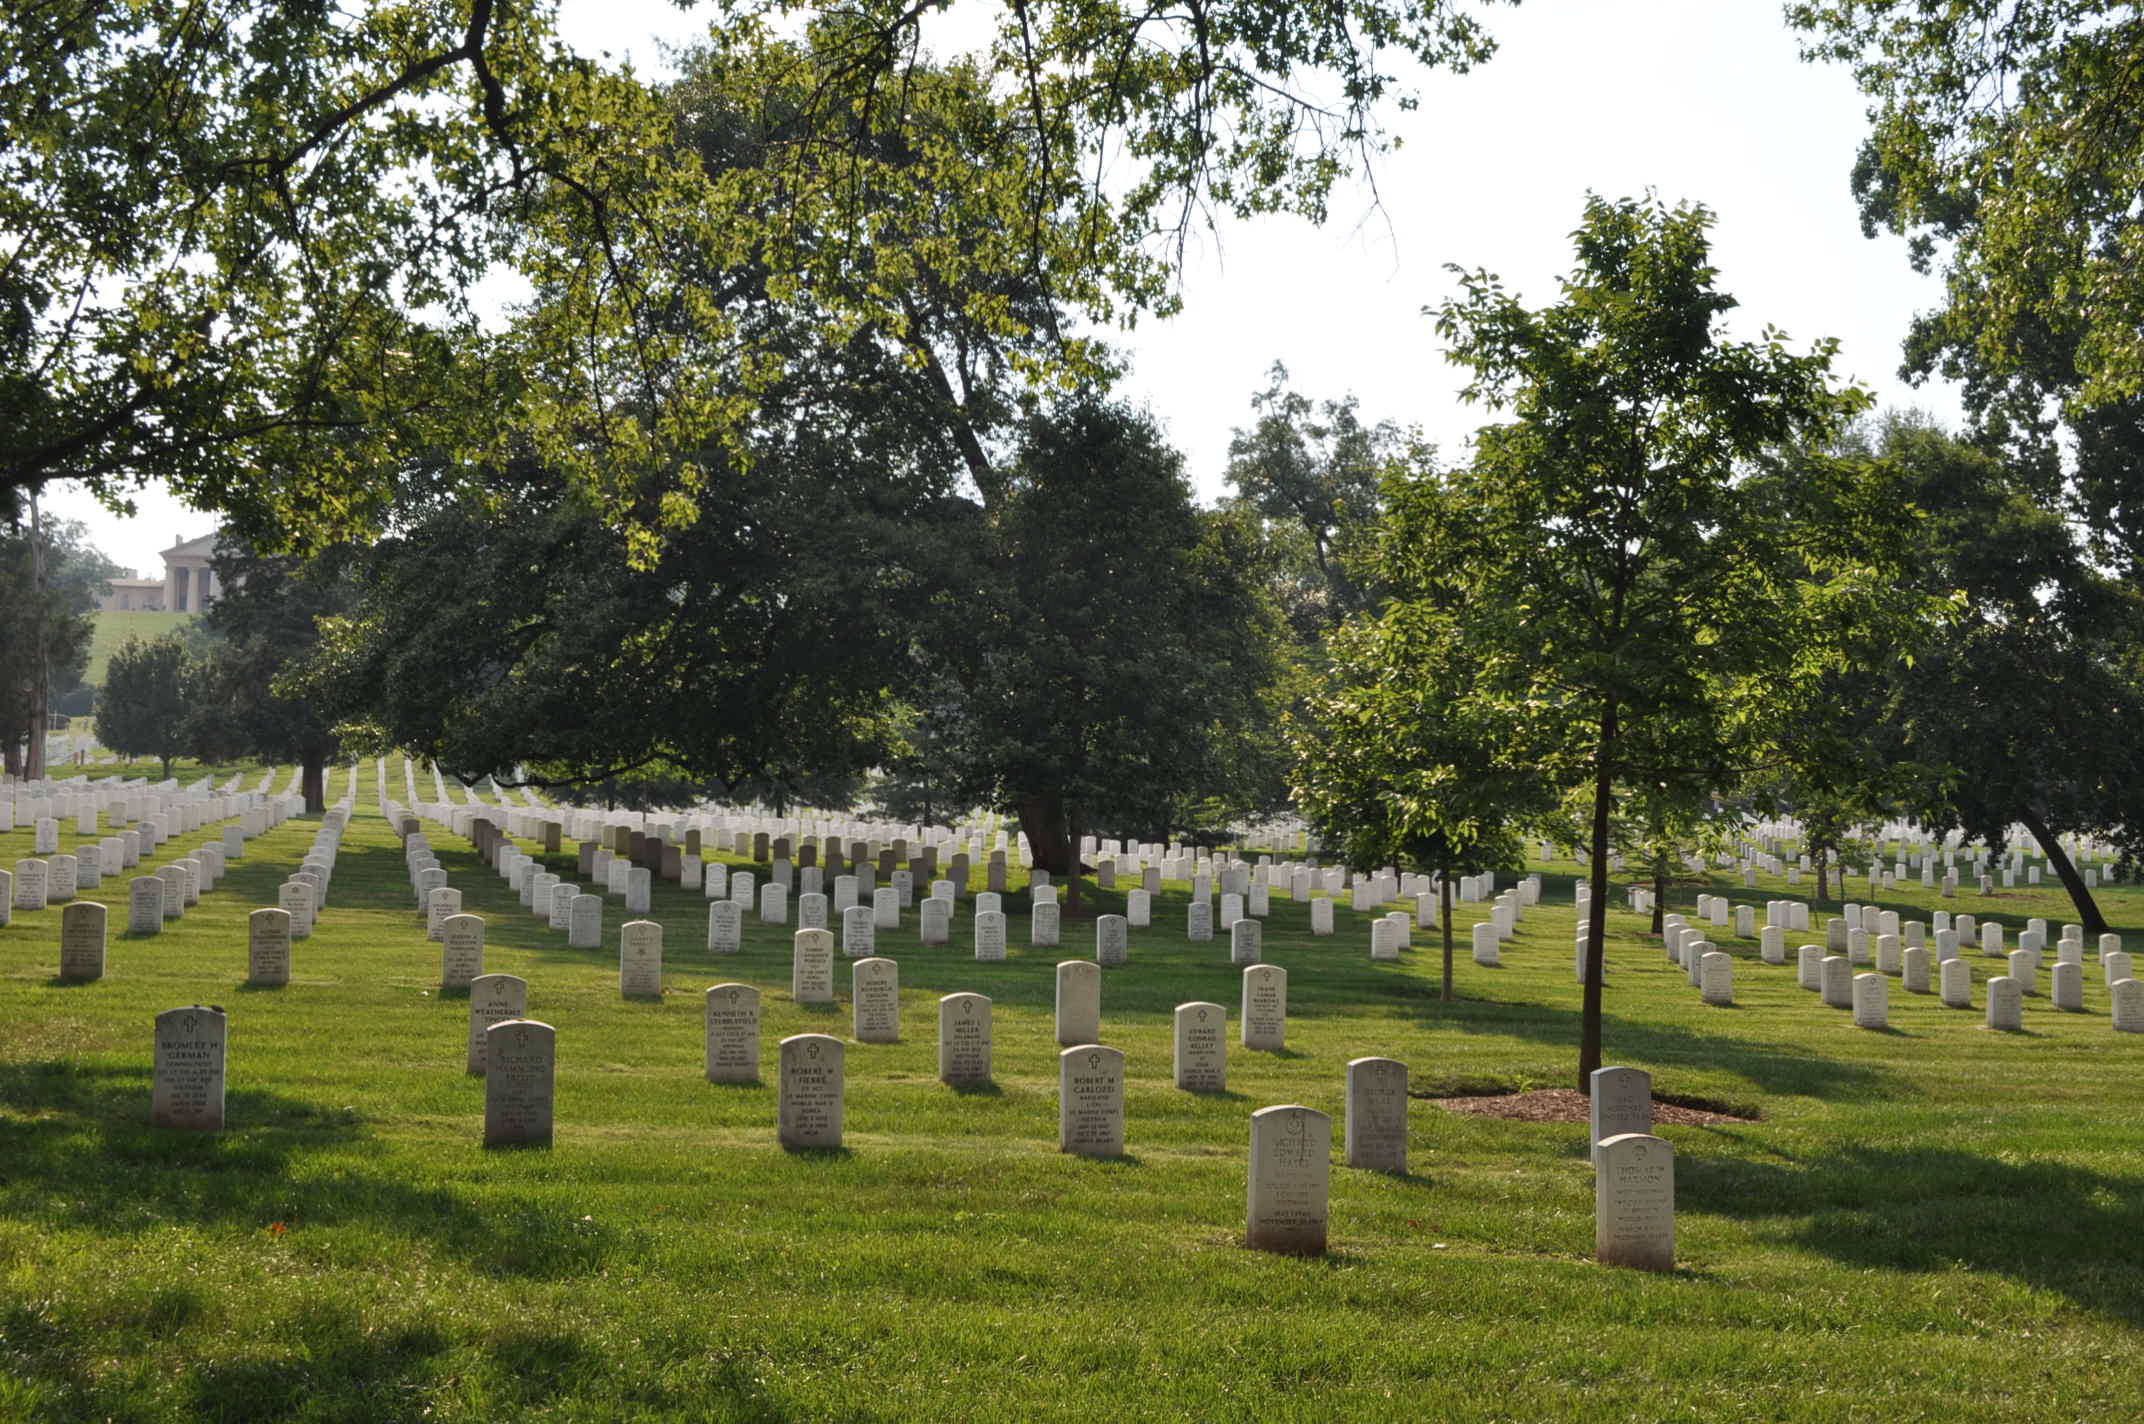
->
[[1634, 893, 2144, 1033], [1649, 821, 2123, 899], [6, 770, 302, 954]]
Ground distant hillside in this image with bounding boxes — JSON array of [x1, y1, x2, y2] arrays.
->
[[86, 610, 198, 686]]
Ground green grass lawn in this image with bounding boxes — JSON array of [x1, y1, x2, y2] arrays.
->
[[82, 610, 198, 687], [3, 759, 2141, 1420]]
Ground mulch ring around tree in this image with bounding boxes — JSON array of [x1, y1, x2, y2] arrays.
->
[[1424, 1088, 1758, 1125]]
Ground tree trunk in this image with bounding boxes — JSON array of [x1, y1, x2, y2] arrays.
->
[[2019, 807, 2109, 935], [1016, 792, 1074, 876], [1064, 801, 1083, 918], [1815, 845, 1830, 905], [1579, 697, 1618, 1091], [158, 753, 172, 780], [1439, 861, 1455, 1003], [26, 487, 47, 781], [1650, 848, 1667, 936], [301, 753, 327, 814]]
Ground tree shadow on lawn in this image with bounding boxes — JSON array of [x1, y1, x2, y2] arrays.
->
[[1680, 1143, 2144, 1325], [0, 1060, 625, 1282], [1416, 995, 1894, 1103]]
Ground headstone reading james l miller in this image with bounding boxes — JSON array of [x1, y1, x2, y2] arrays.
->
[[937, 992, 992, 1089]]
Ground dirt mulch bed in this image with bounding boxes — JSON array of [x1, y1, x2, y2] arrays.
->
[[1427, 1088, 1757, 1125]]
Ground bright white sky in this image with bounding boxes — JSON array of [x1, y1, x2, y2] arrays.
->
[[43, 0, 1959, 577]]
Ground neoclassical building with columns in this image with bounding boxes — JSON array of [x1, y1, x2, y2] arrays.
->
[[96, 530, 229, 612]]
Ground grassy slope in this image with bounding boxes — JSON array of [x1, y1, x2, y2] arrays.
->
[[2, 761, 2141, 1421], [83, 611, 197, 687]]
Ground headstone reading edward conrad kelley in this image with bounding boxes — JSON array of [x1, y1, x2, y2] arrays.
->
[[1247, 1104, 1330, 1255], [483, 1019, 555, 1147], [1173, 1002, 1226, 1093]]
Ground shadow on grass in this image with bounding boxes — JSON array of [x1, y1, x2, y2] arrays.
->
[[0, 1060, 625, 1282], [1419, 997, 1896, 1103], [1682, 1144, 2144, 1325]]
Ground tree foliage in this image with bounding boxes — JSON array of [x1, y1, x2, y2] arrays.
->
[[1792, 1, 2144, 569], [1225, 363, 1413, 636], [95, 633, 195, 780], [936, 395, 1283, 886], [1404, 194, 1921, 1086], [4, 0, 1513, 555], [0, 515, 116, 775]]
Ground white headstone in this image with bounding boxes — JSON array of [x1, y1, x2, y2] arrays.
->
[[1241, 963, 1287, 1051], [1173, 1001, 1227, 1093], [2111, 977, 2144, 1033], [974, 909, 1007, 961], [703, 982, 761, 1083], [707, 899, 743, 953], [1986, 975, 2023, 1030], [128, 875, 163, 934], [1595, 1133, 1674, 1271], [59, 900, 107, 982], [152, 1005, 227, 1131], [1246, 1104, 1330, 1255], [1345, 1058, 1408, 1174], [1589, 1065, 1651, 1164], [1058, 1044, 1125, 1158], [2050, 960, 2084, 1011], [937, 992, 992, 1089], [483, 1019, 555, 1148], [246, 907, 292, 986], [1030, 901, 1060, 948], [841, 904, 876, 959], [1056, 960, 1101, 1047], [467, 973, 529, 1074], [1852, 971, 1888, 1029], [1940, 955, 1972, 1007], [791, 928, 835, 1004], [851, 957, 900, 1043], [619, 919, 663, 998], [1699, 951, 1733, 1006], [1820, 954, 1852, 1009], [567, 893, 602, 950], [1902, 946, 1931, 994]]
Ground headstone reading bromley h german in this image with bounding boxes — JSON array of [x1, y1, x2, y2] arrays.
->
[[246, 907, 292, 987], [705, 983, 761, 1083], [778, 1034, 844, 1148], [1058, 1044, 1125, 1158], [59, 900, 107, 982], [467, 974, 529, 1074], [937, 992, 992, 1089], [1595, 1133, 1675, 1270], [791, 928, 835, 1005], [483, 1019, 555, 1148], [1345, 1058, 1408, 1174], [1247, 1105, 1331, 1255], [152, 1005, 227, 1131]]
